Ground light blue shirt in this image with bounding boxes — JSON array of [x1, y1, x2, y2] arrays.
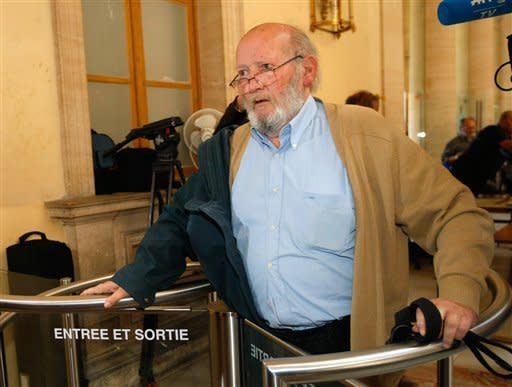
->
[[231, 96, 356, 329]]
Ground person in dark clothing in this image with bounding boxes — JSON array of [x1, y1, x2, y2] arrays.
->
[[451, 111, 512, 195], [441, 117, 477, 168], [345, 90, 379, 111], [214, 95, 248, 134]]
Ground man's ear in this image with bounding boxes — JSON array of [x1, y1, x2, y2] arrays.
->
[[302, 56, 318, 88]]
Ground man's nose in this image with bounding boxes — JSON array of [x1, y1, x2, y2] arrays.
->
[[245, 76, 263, 93]]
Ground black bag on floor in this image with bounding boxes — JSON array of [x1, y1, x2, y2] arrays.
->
[[6, 231, 79, 387], [6, 231, 74, 280]]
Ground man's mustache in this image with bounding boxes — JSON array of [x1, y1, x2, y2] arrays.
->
[[244, 94, 273, 109]]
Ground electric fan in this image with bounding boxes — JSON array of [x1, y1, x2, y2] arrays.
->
[[182, 108, 223, 168]]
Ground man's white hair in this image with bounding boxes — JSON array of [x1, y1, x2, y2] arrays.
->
[[286, 24, 320, 92], [242, 23, 320, 91]]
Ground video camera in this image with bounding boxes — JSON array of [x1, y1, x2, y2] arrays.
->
[[104, 116, 184, 162]]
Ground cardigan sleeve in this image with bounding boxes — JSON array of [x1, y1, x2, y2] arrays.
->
[[393, 130, 494, 313], [112, 175, 198, 308]]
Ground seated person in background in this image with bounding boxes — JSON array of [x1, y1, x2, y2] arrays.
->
[[451, 111, 512, 196], [441, 117, 477, 168], [83, 23, 493, 386], [345, 90, 380, 111]]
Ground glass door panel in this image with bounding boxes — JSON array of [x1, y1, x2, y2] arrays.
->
[[76, 310, 210, 386], [81, 0, 129, 77], [147, 87, 193, 165], [147, 88, 192, 121], [141, 1, 190, 83], [0, 270, 211, 387], [88, 82, 132, 143], [2, 310, 210, 387]]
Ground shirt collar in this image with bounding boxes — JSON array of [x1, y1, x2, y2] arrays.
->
[[250, 95, 317, 150], [288, 95, 317, 148]]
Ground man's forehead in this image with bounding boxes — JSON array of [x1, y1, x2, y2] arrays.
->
[[235, 54, 281, 69], [236, 32, 290, 67]]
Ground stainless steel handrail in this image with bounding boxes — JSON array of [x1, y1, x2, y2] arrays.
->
[[262, 270, 512, 387], [0, 262, 209, 328], [1, 266, 510, 386], [0, 261, 208, 387]]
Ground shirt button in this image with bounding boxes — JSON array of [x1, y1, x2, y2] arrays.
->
[[272, 187, 279, 193], [273, 153, 279, 158], [268, 263, 273, 269], [270, 224, 277, 231], [292, 143, 297, 149]]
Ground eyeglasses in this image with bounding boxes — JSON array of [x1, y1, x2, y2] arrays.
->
[[229, 55, 303, 91]]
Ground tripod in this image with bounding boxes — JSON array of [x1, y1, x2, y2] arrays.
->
[[102, 116, 185, 386], [139, 153, 186, 387], [148, 158, 186, 224]]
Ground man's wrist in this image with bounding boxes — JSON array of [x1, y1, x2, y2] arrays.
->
[[438, 275, 481, 316]]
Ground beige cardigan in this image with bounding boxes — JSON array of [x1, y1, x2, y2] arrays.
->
[[229, 102, 494, 353]]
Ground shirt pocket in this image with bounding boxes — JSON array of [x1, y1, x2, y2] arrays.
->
[[298, 192, 355, 254]]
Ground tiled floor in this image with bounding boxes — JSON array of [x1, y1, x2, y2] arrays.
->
[[159, 251, 512, 387]]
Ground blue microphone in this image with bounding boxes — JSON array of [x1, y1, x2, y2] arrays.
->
[[438, 0, 512, 26]]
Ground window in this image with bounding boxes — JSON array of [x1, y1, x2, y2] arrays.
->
[[81, 0, 199, 150]]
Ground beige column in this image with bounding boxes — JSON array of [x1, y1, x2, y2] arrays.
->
[[468, 18, 498, 127], [407, 0, 425, 143], [221, 0, 245, 106], [380, 0, 405, 131], [455, 24, 469, 120], [52, 0, 94, 197], [424, 0, 457, 159], [196, 0, 228, 111]]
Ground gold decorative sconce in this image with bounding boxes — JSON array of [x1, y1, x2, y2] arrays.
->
[[310, 0, 355, 39]]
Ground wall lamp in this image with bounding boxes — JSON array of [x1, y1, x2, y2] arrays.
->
[[310, 0, 355, 39]]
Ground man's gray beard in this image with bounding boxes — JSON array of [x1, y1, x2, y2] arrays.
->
[[246, 78, 305, 139]]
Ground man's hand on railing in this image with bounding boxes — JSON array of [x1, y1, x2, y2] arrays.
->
[[80, 280, 129, 308], [412, 297, 478, 349]]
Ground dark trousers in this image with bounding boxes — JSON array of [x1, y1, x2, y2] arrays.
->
[[266, 315, 351, 355]]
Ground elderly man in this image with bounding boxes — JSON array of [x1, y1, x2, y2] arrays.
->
[[83, 23, 493, 382], [441, 117, 477, 167]]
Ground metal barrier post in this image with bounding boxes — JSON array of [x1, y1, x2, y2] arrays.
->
[[209, 291, 219, 303], [208, 300, 242, 387], [0, 331, 7, 387], [437, 356, 453, 387], [261, 271, 511, 386], [60, 278, 80, 387]]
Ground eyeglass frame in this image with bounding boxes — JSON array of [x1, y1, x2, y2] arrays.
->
[[228, 55, 304, 90]]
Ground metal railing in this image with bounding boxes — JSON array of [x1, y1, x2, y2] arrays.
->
[[261, 270, 512, 387], [0, 267, 510, 387], [0, 262, 207, 320], [0, 262, 211, 387]]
